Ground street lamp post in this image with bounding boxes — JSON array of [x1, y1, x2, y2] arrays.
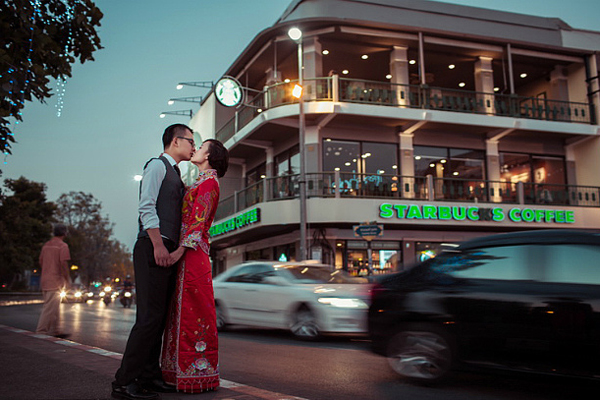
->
[[289, 27, 308, 261]]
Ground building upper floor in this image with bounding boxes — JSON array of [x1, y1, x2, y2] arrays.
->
[[182, 0, 600, 221]]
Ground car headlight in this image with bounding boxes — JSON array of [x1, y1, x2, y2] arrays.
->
[[318, 297, 368, 309], [124, 292, 132, 297], [74, 291, 82, 298], [59, 291, 67, 298], [99, 291, 105, 297], [87, 292, 94, 297]]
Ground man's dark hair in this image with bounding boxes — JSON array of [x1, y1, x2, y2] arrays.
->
[[162, 124, 192, 149], [205, 139, 229, 178], [53, 223, 68, 237]]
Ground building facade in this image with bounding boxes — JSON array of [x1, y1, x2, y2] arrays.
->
[[187, 0, 600, 275]]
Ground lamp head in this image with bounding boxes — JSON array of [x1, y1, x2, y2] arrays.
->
[[288, 27, 302, 41]]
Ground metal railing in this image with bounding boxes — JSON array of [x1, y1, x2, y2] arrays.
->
[[215, 76, 595, 143], [213, 172, 600, 221]]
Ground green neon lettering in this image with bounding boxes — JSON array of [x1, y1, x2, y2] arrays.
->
[[438, 206, 451, 220], [407, 205, 423, 219], [521, 209, 534, 222], [509, 208, 521, 222], [467, 207, 479, 221], [555, 210, 565, 223], [452, 206, 466, 221], [545, 210, 555, 223], [565, 211, 575, 223], [379, 203, 393, 219], [535, 209, 545, 222], [423, 205, 437, 219], [492, 208, 505, 222], [394, 204, 408, 218]]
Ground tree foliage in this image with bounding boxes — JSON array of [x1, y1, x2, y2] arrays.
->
[[55, 191, 132, 284], [0, 176, 55, 288], [0, 0, 103, 158]]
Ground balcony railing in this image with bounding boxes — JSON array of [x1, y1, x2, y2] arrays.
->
[[216, 77, 595, 144], [214, 172, 600, 221]]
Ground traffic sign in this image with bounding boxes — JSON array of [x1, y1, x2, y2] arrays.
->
[[353, 224, 383, 241]]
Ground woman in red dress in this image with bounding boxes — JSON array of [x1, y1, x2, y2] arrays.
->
[[161, 139, 229, 393]]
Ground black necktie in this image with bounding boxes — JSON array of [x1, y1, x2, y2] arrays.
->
[[174, 164, 181, 177]]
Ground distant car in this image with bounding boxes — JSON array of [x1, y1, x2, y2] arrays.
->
[[213, 261, 371, 340], [60, 286, 85, 303], [369, 230, 600, 383]]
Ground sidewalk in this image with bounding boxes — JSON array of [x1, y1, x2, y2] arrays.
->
[[0, 324, 307, 400]]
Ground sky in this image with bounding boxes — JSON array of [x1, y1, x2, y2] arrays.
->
[[3, 0, 600, 251]]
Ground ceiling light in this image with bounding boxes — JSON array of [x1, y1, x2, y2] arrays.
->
[[342, 70, 349, 75], [284, 78, 290, 83], [392, 165, 397, 169], [429, 163, 435, 168], [345, 162, 351, 166], [520, 73, 527, 78], [494, 87, 500, 92], [325, 138, 331, 141], [415, 156, 421, 160], [361, 54, 369, 60], [335, 167, 340, 171], [448, 64, 455, 69], [409, 60, 416, 65], [458, 82, 466, 87], [322, 49, 329, 55], [453, 172, 459, 176], [385, 74, 392, 79], [441, 159, 447, 163]]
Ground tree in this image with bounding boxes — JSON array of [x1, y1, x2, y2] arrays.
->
[[0, 177, 56, 289], [55, 191, 132, 284], [0, 0, 103, 160]]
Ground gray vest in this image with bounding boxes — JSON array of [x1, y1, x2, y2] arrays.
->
[[137, 156, 184, 244]]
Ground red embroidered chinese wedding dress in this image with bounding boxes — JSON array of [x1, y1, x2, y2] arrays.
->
[[161, 169, 220, 393]]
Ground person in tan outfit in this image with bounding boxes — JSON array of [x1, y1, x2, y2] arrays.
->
[[36, 223, 71, 338]]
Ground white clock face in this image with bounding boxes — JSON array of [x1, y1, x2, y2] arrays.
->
[[215, 77, 243, 107]]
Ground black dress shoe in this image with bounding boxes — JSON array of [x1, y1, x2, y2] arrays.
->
[[111, 381, 159, 400], [141, 379, 177, 393]]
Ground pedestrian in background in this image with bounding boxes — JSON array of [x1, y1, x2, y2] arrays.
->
[[36, 223, 71, 338], [161, 139, 229, 393], [112, 124, 196, 400]]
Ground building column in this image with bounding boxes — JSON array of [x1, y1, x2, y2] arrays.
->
[[565, 145, 577, 186], [475, 56, 495, 115], [303, 37, 323, 100], [587, 54, 600, 124], [399, 132, 414, 199], [549, 66, 569, 102], [305, 125, 320, 174], [390, 46, 410, 106], [486, 140, 501, 202]]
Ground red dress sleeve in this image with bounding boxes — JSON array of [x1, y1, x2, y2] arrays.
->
[[179, 174, 220, 253]]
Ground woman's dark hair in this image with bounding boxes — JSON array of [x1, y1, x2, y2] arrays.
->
[[205, 139, 229, 178], [162, 124, 192, 149]]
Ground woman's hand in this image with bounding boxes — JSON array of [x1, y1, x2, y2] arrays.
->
[[169, 246, 186, 265]]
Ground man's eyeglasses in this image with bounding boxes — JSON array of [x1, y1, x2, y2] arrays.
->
[[176, 136, 195, 147]]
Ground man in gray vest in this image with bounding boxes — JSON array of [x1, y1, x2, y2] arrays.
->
[[112, 124, 196, 400]]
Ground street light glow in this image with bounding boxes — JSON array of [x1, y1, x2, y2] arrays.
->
[[176, 84, 184, 90], [288, 27, 302, 41], [292, 84, 303, 99], [134, 175, 143, 181]]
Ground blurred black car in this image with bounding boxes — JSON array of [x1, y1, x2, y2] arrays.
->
[[368, 230, 600, 383]]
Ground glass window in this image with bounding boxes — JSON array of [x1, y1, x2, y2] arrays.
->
[[246, 163, 266, 186], [362, 142, 398, 175], [544, 245, 600, 285], [323, 140, 360, 173], [275, 145, 299, 176], [434, 245, 535, 281], [226, 264, 272, 283], [449, 148, 485, 179], [532, 155, 565, 185], [500, 153, 531, 183], [414, 146, 447, 177]]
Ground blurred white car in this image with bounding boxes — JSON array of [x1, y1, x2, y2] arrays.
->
[[213, 261, 372, 340]]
